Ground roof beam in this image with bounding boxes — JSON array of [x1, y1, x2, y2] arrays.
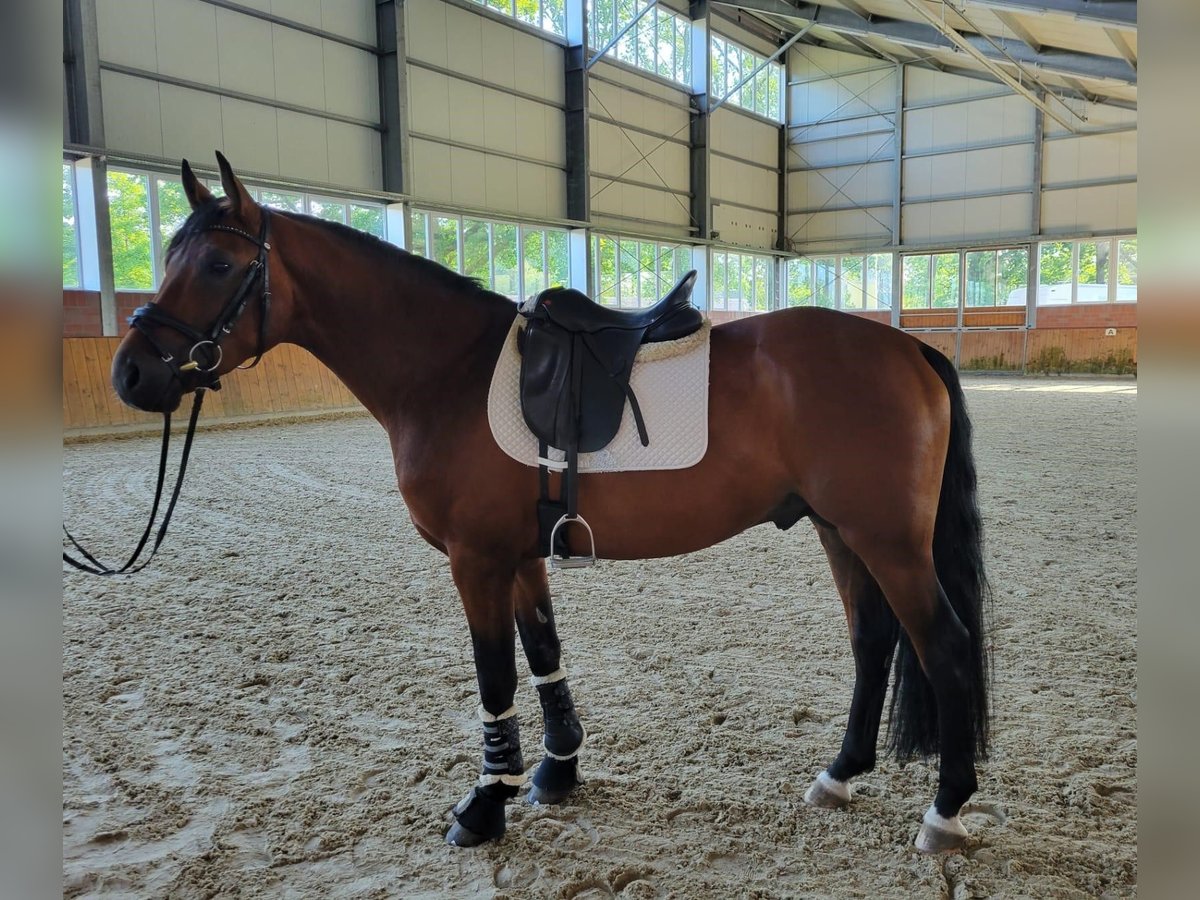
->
[[828, 0, 873, 19], [965, 1, 1136, 31], [794, 24, 1135, 112], [895, 0, 1084, 131], [712, 1, 1136, 83], [992, 10, 1042, 53], [1104, 27, 1137, 71]]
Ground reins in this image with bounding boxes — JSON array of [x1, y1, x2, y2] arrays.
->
[[63, 209, 273, 576]]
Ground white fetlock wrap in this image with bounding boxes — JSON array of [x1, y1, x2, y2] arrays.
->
[[803, 771, 851, 807], [477, 704, 518, 723], [478, 772, 528, 787], [914, 803, 968, 853], [530, 668, 568, 687]]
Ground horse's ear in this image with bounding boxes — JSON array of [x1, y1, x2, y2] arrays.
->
[[181, 159, 213, 211], [214, 151, 256, 220]]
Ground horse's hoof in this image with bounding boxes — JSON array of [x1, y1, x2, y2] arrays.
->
[[914, 805, 969, 854], [445, 820, 492, 848], [527, 781, 575, 806], [803, 771, 851, 809], [446, 786, 506, 847], [527, 756, 582, 806]]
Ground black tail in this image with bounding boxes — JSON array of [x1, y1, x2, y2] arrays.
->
[[886, 344, 991, 762]]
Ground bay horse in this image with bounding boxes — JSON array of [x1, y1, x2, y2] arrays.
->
[[108, 155, 990, 853]]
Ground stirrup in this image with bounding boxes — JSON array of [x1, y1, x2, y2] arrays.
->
[[549, 514, 596, 570]]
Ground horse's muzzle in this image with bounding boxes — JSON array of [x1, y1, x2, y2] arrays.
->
[[111, 339, 185, 413]]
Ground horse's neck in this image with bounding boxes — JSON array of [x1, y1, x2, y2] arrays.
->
[[281, 227, 514, 430]]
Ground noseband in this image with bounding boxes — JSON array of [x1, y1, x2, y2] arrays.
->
[[63, 209, 273, 576], [129, 207, 273, 389]]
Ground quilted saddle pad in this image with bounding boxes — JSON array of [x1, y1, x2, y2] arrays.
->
[[487, 316, 710, 473]]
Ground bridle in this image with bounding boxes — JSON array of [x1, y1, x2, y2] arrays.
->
[[63, 208, 274, 575], [131, 207, 273, 387]]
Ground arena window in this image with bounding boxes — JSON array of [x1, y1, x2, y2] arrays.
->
[[901, 253, 960, 310], [592, 234, 694, 308], [469, 0, 566, 37], [1037, 237, 1136, 305], [409, 208, 571, 301], [103, 168, 388, 291], [786, 254, 892, 310], [63, 162, 81, 289], [710, 34, 783, 123], [711, 249, 776, 313], [965, 248, 1029, 307], [588, 0, 693, 87]]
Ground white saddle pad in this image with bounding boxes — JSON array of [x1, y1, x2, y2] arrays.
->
[[487, 317, 710, 473]]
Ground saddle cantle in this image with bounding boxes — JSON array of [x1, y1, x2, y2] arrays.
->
[[517, 271, 702, 566]]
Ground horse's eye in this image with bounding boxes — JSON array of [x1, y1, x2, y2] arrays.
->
[[209, 261, 232, 275]]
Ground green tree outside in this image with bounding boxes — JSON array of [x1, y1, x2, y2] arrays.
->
[[107, 171, 154, 290], [63, 164, 80, 287]]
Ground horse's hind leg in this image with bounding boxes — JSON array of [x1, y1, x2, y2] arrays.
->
[[804, 525, 899, 810], [444, 552, 526, 847], [514, 558, 585, 805], [851, 540, 981, 853]]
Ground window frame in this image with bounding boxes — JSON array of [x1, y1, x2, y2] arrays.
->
[[710, 248, 777, 313], [709, 33, 785, 124], [592, 232, 695, 309], [469, 0, 567, 39], [412, 206, 573, 300], [1036, 236, 1136, 306], [63, 161, 83, 289], [787, 253, 894, 312], [587, 0, 694, 88], [105, 166, 389, 291]]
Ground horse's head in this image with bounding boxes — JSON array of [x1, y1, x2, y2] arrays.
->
[[112, 153, 277, 412]]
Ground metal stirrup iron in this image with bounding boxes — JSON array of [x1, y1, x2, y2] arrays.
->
[[549, 514, 595, 570]]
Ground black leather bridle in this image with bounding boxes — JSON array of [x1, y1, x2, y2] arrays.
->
[[63, 209, 273, 575]]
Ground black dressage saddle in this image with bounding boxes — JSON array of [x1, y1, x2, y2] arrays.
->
[[517, 271, 702, 567]]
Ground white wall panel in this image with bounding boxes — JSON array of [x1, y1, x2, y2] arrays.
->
[[1042, 183, 1136, 235], [713, 204, 776, 251], [215, 9, 275, 98], [153, 0, 220, 85], [711, 109, 777, 168], [220, 96, 279, 175], [158, 83, 223, 163], [787, 208, 889, 248], [96, 0, 158, 71], [276, 111, 331, 183], [322, 41, 380, 122], [272, 26, 327, 110], [406, 0, 450, 68], [327, 121, 382, 188], [100, 70, 164, 157], [94, 0, 380, 188], [713, 156, 775, 209]]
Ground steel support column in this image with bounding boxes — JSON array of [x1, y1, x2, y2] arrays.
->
[[891, 62, 904, 328], [689, 0, 712, 242], [565, 0, 590, 225], [377, 0, 412, 194], [64, 0, 105, 147], [74, 156, 118, 336], [1027, 93, 1045, 330]]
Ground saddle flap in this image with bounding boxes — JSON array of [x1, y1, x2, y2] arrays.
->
[[518, 323, 640, 453]]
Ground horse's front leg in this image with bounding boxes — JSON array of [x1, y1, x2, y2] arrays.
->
[[445, 552, 526, 847], [514, 559, 585, 805]]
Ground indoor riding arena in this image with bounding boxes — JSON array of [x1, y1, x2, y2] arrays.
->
[[62, 1, 1137, 897]]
